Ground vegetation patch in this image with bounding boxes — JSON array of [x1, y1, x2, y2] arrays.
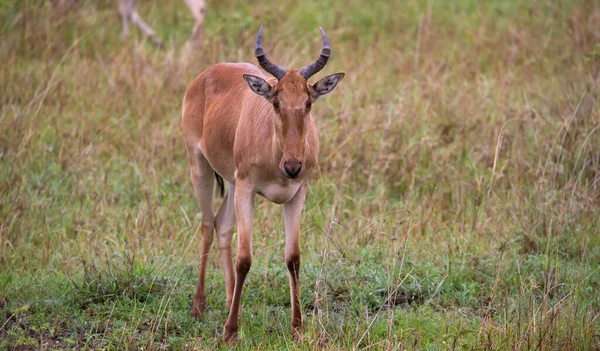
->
[[1, 0, 599, 349]]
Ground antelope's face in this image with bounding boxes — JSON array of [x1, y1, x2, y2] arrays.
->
[[244, 71, 343, 178], [243, 26, 344, 179], [271, 72, 312, 178]]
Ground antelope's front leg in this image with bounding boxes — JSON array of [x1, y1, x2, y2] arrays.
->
[[223, 182, 255, 343], [284, 183, 308, 341]]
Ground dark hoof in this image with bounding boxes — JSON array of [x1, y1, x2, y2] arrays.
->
[[292, 325, 303, 343], [223, 326, 238, 345], [190, 301, 205, 321], [190, 309, 201, 321]]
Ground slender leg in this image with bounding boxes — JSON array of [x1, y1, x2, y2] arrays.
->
[[223, 181, 255, 343], [117, 0, 135, 40], [283, 183, 307, 341], [184, 0, 206, 47], [215, 182, 236, 310], [130, 9, 164, 47], [187, 146, 215, 320], [117, 0, 163, 47], [120, 13, 130, 40]]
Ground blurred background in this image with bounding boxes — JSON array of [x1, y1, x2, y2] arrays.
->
[[1, 0, 599, 349]]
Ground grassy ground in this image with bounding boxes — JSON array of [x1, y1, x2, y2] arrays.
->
[[1, 0, 599, 349]]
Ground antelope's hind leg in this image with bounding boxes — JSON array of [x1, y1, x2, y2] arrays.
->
[[184, 0, 206, 48], [215, 182, 236, 311], [187, 145, 215, 320]]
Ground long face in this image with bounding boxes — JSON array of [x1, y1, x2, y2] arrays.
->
[[244, 70, 344, 178], [243, 26, 345, 179], [271, 72, 313, 178]]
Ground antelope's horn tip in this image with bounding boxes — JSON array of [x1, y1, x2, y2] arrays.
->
[[319, 27, 330, 48]]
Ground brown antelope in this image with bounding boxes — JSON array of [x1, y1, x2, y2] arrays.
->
[[181, 26, 344, 342]]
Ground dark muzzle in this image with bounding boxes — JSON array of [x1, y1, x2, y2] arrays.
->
[[284, 158, 302, 178]]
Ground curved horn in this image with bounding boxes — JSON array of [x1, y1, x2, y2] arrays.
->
[[298, 27, 331, 80], [255, 26, 286, 80]]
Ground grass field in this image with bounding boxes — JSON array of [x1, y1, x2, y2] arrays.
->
[[1, 0, 599, 349]]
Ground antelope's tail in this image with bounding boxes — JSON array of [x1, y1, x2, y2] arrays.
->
[[215, 172, 225, 198]]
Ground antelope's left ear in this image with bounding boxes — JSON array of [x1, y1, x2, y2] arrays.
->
[[309, 72, 345, 100]]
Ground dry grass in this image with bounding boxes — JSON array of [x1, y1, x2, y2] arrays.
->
[[1, 0, 599, 349]]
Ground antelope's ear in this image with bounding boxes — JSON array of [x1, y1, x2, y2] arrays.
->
[[243, 74, 274, 100], [309, 72, 345, 100]]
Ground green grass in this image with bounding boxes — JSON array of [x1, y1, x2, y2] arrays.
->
[[1, 0, 599, 349]]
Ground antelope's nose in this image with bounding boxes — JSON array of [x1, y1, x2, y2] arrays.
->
[[284, 158, 302, 178]]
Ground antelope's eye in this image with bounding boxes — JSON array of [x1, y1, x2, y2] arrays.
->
[[306, 101, 312, 109], [273, 101, 280, 109]]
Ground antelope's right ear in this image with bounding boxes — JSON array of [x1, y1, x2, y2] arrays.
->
[[243, 74, 274, 100]]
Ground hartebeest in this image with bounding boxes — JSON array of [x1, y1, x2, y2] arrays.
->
[[182, 26, 344, 342]]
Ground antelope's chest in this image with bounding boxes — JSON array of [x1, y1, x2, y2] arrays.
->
[[257, 181, 303, 204]]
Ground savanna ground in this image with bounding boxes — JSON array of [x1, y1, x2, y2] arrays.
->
[[1, 0, 599, 349]]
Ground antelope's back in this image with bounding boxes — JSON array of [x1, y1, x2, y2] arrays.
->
[[181, 62, 268, 182], [182, 63, 261, 133]]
